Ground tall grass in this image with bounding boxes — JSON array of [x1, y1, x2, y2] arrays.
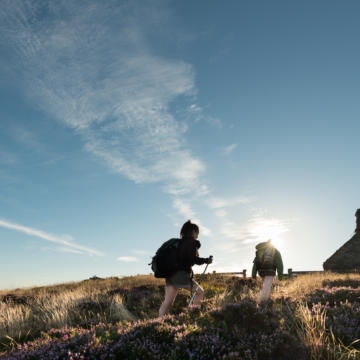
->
[[0, 275, 163, 297], [291, 302, 360, 360], [272, 272, 360, 360], [0, 285, 134, 349]]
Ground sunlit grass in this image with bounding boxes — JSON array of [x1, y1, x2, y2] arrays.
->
[[272, 271, 360, 301]]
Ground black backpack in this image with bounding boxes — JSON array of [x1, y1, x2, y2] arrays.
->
[[150, 238, 181, 278]]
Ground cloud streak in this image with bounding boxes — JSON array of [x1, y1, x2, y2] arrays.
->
[[207, 196, 252, 210], [0, 218, 104, 256], [173, 198, 212, 236], [117, 256, 139, 263]]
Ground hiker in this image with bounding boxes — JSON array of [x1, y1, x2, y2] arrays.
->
[[252, 239, 283, 302], [159, 220, 213, 316]]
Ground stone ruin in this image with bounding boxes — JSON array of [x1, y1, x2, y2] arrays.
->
[[323, 209, 360, 272]]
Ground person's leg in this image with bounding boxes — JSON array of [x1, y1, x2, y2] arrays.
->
[[190, 281, 204, 305], [259, 275, 274, 302], [159, 285, 178, 316]]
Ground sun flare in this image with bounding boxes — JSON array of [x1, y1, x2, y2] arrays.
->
[[247, 218, 289, 252]]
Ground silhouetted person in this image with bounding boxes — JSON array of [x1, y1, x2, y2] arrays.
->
[[252, 239, 283, 302], [356, 209, 360, 234], [159, 220, 213, 316]]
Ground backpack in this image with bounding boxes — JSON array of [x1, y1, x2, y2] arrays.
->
[[255, 246, 276, 269], [150, 238, 181, 278]]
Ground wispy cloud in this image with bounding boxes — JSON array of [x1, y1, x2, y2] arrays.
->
[[207, 196, 252, 210], [220, 216, 291, 245], [173, 198, 197, 220], [172, 198, 212, 236], [0, 1, 208, 196], [187, 104, 222, 128], [0, 218, 104, 256], [0, 1, 222, 243], [117, 256, 139, 263], [41, 246, 83, 255], [223, 143, 238, 155]]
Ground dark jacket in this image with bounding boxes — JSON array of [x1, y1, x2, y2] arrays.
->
[[251, 242, 283, 280], [177, 237, 208, 273]]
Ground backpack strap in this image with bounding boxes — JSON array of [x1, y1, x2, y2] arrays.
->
[[261, 249, 265, 265]]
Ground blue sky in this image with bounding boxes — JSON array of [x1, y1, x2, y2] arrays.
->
[[0, 0, 359, 289]]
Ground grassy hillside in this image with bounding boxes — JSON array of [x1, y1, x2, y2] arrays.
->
[[1, 273, 360, 359]]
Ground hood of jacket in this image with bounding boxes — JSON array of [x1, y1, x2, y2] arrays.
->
[[256, 242, 274, 251]]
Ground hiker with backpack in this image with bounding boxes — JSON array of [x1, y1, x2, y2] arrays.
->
[[154, 220, 213, 316], [252, 239, 283, 302]]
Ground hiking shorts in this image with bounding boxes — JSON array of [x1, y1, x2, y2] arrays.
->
[[166, 270, 198, 290]]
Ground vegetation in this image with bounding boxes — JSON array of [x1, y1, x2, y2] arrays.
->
[[1, 272, 360, 359]]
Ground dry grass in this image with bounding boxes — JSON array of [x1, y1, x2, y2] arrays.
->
[[0, 283, 136, 348], [272, 271, 360, 301], [0, 275, 164, 297], [270, 272, 360, 360], [290, 302, 360, 360]]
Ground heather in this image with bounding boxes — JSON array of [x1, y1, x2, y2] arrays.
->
[[1, 273, 360, 359]]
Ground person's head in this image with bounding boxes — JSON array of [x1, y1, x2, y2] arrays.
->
[[180, 220, 199, 239]]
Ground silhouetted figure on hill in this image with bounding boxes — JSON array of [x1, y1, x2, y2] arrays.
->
[[355, 209, 360, 234], [252, 239, 283, 302], [158, 220, 213, 316]]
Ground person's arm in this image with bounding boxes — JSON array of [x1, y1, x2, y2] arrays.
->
[[193, 244, 209, 265], [181, 240, 208, 267], [194, 256, 209, 265], [252, 259, 257, 279], [275, 250, 283, 280]]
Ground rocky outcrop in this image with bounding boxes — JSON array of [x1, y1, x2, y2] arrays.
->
[[323, 209, 360, 272]]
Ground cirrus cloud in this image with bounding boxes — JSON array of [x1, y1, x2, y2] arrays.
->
[[0, 0, 207, 196], [0, 217, 104, 257]]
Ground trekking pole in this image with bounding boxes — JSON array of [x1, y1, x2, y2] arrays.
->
[[189, 256, 212, 305]]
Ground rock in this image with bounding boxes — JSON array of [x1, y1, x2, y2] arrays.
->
[[323, 209, 360, 272]]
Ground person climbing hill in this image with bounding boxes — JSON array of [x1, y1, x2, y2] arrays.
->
[[158, 220, 213, 316], [252, 239, 283, 302]]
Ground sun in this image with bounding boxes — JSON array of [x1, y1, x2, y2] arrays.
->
[[248, 217, 289, 252], [269, 237, 285, 252]]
